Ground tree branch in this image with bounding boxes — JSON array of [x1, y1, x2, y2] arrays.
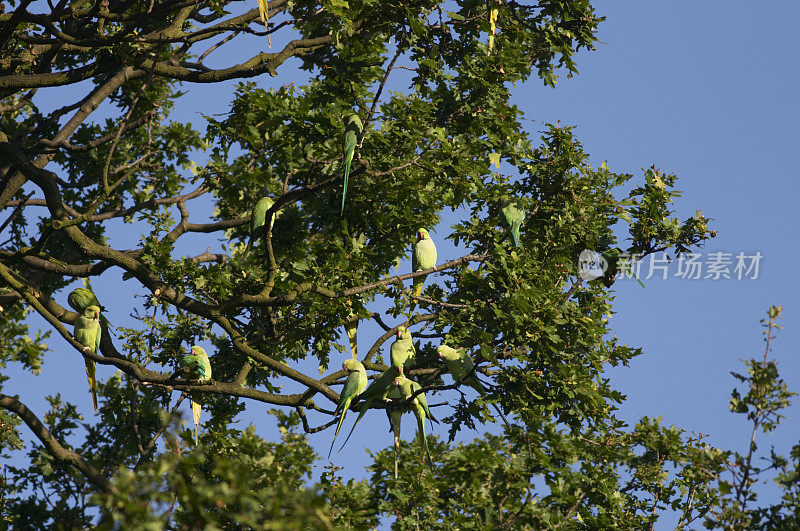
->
[[0, 393, 114, 493]]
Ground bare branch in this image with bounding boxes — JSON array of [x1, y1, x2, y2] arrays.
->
[[190, 248, 227, 264]]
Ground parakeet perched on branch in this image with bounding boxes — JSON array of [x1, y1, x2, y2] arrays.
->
[[183, 345, 212, 445], [338, 365, 400, 451], [438, 343, 510, 425], [340, 114, 363, 215], [412, 228, 437, 297], [245, 196, 275, 254], [329, 358, 367, 457], [390, 326, 416, 375], [501, 197, 525, 247], [251, 196, 274, 237], [73, 305, 102, 412], [395, 375, 435, 469], [68, 287, 113, 333], [437, 344, 484, 394]]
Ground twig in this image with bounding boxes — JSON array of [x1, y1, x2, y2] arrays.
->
[[0, 191, 34, 235], [134, 393, 188, 470]]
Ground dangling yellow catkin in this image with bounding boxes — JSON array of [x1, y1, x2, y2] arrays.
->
[[257, 0, 271, 47], [488, 4, 498, 53]]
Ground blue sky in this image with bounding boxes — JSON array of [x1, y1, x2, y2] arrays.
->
[[5, 1, 800, 526]]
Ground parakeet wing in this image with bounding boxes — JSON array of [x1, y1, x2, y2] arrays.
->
[[251, 197, 274, 233], [329, 367, 367, 456], [335, 371, 363, 415], [94, 323, 102, 354]]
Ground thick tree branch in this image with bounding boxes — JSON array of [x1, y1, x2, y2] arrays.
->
[[0, 61, 103, 89], [0, 393, 114, 493], [0, 66, 142, 209], [132, 34, 332, 82]]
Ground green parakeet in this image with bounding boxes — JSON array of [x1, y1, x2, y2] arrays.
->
[[437, 344, 484, 394], [251, 196, 274, 236], [390, 325, 416, 375], [328, 358, 367, 457], [338, 365, 400, 451], [245, 196, 275, 253], [501, 198, 525, 247], [438, 343, 510, 425], [68, 287, 113, 333], [73, 305, 102, 412], [395, 375, 435, 469], [385, 384, 405, 478], [340, 114, 363, 215], [412, 228, 437, 297], [183, 345, 212, 445]]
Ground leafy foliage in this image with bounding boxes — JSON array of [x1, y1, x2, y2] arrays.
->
[[0, 0, 795, 528]]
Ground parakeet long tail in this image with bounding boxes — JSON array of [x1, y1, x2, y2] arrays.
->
[[393, 435, 399, 479], [338, 400, 370, 453], [418, 417, 434, 470], [412, 275, 425, 297], [619, 259, 646, 288], [340, 158, 351, 215], [84, 358, 97, 412], [244, 226, 263, 259], [192, 399, 202, 446], [328, 404, 350, 458], [511, 222, 521, 247]]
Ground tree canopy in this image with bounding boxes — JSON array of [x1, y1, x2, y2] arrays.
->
[[1, 1, 798, 528]]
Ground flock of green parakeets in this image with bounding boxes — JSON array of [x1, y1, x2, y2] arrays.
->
[[65, 113, 526, 474], [69, 287, 213, 442]]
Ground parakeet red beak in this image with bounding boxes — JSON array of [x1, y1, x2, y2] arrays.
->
[[418, 231, 424, 239], [342, 362, 348, 371], [94, 311, 99, 319], [437, 351, 443, 359], [397, 330, 402, 339]]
